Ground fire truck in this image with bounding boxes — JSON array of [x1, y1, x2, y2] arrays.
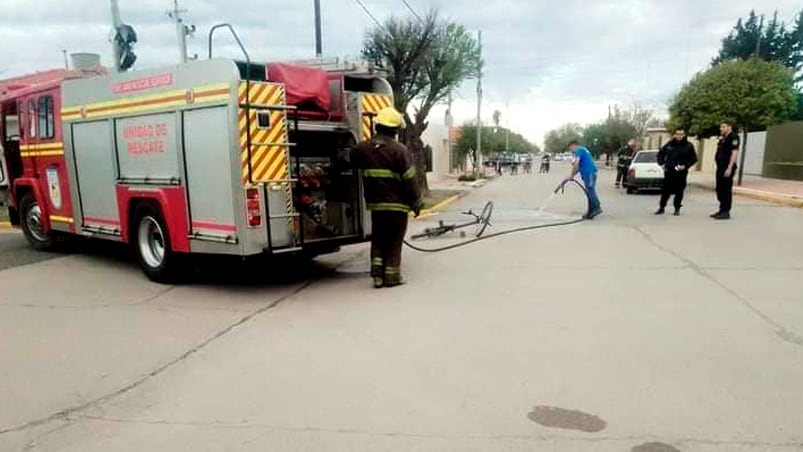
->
[[0, 45, 395, 282]]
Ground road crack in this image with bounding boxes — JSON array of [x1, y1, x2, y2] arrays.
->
[[634, 225, 803, 348], [61, 415, 803, 448], [0, 279, 316, 437]]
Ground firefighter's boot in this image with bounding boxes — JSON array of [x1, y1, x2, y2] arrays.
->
[[371, 257, 384, 289], [383, 267, 406, 288]]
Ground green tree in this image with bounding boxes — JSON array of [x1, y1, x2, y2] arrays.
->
[[669, 59, 798, 137], [581, 122, 611, 157], [543, 123, 583, 154], [362, 11, 481, 193], [604, 105, 652, 151], [713, 9, 803, 84], [454, 124, 535, 169]]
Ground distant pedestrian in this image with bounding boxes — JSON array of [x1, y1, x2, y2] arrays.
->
[[615, 139, 636, 188], [567, 140, 602, 219], [711, 122, 740, 220], [540, 153, 551, 173], [655, 129, 698, 216]]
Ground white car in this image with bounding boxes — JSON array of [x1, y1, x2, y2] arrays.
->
[[626, 150, 664, 194]]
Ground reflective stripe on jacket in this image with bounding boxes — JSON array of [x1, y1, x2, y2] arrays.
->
[[351, 135, 422, 212]]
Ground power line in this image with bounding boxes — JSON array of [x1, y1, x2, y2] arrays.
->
[[353, 0, 382, 27], [400, 0, 423, 23]]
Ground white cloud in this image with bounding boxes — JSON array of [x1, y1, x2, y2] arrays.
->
[[1, 0, 800, 144]]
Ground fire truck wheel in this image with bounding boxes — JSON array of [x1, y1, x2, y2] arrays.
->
[[134, 206, 178, 283], [20, 193, 55, 251]]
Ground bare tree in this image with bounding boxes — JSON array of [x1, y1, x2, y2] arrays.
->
[[363, 11, 481, 192]]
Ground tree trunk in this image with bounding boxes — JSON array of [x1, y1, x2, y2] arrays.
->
[[403, 123, 430, 196]]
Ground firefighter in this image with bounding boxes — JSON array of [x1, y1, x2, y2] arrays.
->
[[615, 139, 636, 188], [351, 107, 422, 288]]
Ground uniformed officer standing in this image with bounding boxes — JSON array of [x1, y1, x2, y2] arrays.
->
[[350, 107, 422, 288], [712, 122, 740, 220]]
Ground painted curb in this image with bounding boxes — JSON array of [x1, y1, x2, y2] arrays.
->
[[415, 193, 466, 220], [690, 181, 803, 208], [0, 221, 14, 231]]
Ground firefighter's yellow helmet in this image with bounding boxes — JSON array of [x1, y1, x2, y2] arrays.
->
[[375, 107, 405, 129]]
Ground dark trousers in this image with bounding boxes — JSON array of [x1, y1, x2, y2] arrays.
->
[[370, 210, 408, 283], [716, 170, 734, 214], [616, 166, 627, 185], [659, 170, 689, 210]]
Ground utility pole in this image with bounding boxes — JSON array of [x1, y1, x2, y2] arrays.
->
[[739, 14, 765, 186], [62, 50, 69, 70], [755, 14, 764, 58], [314, 0, 323, 57], [110, 0, 122, 72], [505, 100, 510, 154], [446, 93, 454, 172], [168, 0, 194, 63], [474, 30, 482, 176]]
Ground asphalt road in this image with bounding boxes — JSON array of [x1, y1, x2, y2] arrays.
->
[[2, 165, 803, 452], [0, 228, 60, 271]]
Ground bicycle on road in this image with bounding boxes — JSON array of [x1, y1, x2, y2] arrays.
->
[[410, 201, 494, 240]]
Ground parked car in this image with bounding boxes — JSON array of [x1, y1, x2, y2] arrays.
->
[[626, 150, 664, 194]]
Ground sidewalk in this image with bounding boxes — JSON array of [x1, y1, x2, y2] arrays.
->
[[427, 172, 489, 192], [689, 172, 803, 208]]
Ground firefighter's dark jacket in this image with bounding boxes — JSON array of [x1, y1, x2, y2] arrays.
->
[[346, 135, 423, 213], [658, 138, 698, 171], [616, 146, 634, 168]]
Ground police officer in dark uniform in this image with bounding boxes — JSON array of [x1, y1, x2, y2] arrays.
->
[[350, 107, 422, 288], [712, 122, 740, 220], [655, 128, 697, 216]]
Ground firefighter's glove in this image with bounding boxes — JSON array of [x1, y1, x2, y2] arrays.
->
[[412, 201, 423, 218]]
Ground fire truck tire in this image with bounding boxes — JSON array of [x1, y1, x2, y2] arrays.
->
[[134, 206, 179, 284], [20, 193, 55, 251]]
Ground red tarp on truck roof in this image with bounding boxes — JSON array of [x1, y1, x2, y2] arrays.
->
[[266, 63, 330, 114]]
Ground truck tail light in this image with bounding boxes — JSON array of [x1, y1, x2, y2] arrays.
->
[[246, 188, 262, 227], [628, 168, 636, 177]]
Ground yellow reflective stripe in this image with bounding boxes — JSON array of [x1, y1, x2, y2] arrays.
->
[[402, 166, 416, 180], [367, 203, 411, 212], [20, 142, 64, 151], [362, 169, 401, 180], [50, 215, 74, 224]]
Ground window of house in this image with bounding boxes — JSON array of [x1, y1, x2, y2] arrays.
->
[[38, 96, 55, 139], [28, 100, 36, 138]]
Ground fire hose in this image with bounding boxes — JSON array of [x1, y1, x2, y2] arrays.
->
[[403, 178, 591, 253]]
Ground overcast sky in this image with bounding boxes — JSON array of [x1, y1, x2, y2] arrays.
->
[[1, 0, 801, 144]]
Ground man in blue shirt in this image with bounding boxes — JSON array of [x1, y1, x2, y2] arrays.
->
[[567, 140, 603, 219]]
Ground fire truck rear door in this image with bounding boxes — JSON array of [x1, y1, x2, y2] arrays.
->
[[183, 107, 237, 239]]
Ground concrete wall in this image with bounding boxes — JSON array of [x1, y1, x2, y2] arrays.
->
[[696, 137, 720, 174], [763, 121, 803, 181], [421, 123, 452, 176], [643, 131, 671, 150], [743, 131, 766, 176]]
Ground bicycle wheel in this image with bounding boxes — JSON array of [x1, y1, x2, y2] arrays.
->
[[475, 201, 494, 237]]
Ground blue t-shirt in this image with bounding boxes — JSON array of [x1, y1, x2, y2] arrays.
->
[[573, 146, 597, 177]]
